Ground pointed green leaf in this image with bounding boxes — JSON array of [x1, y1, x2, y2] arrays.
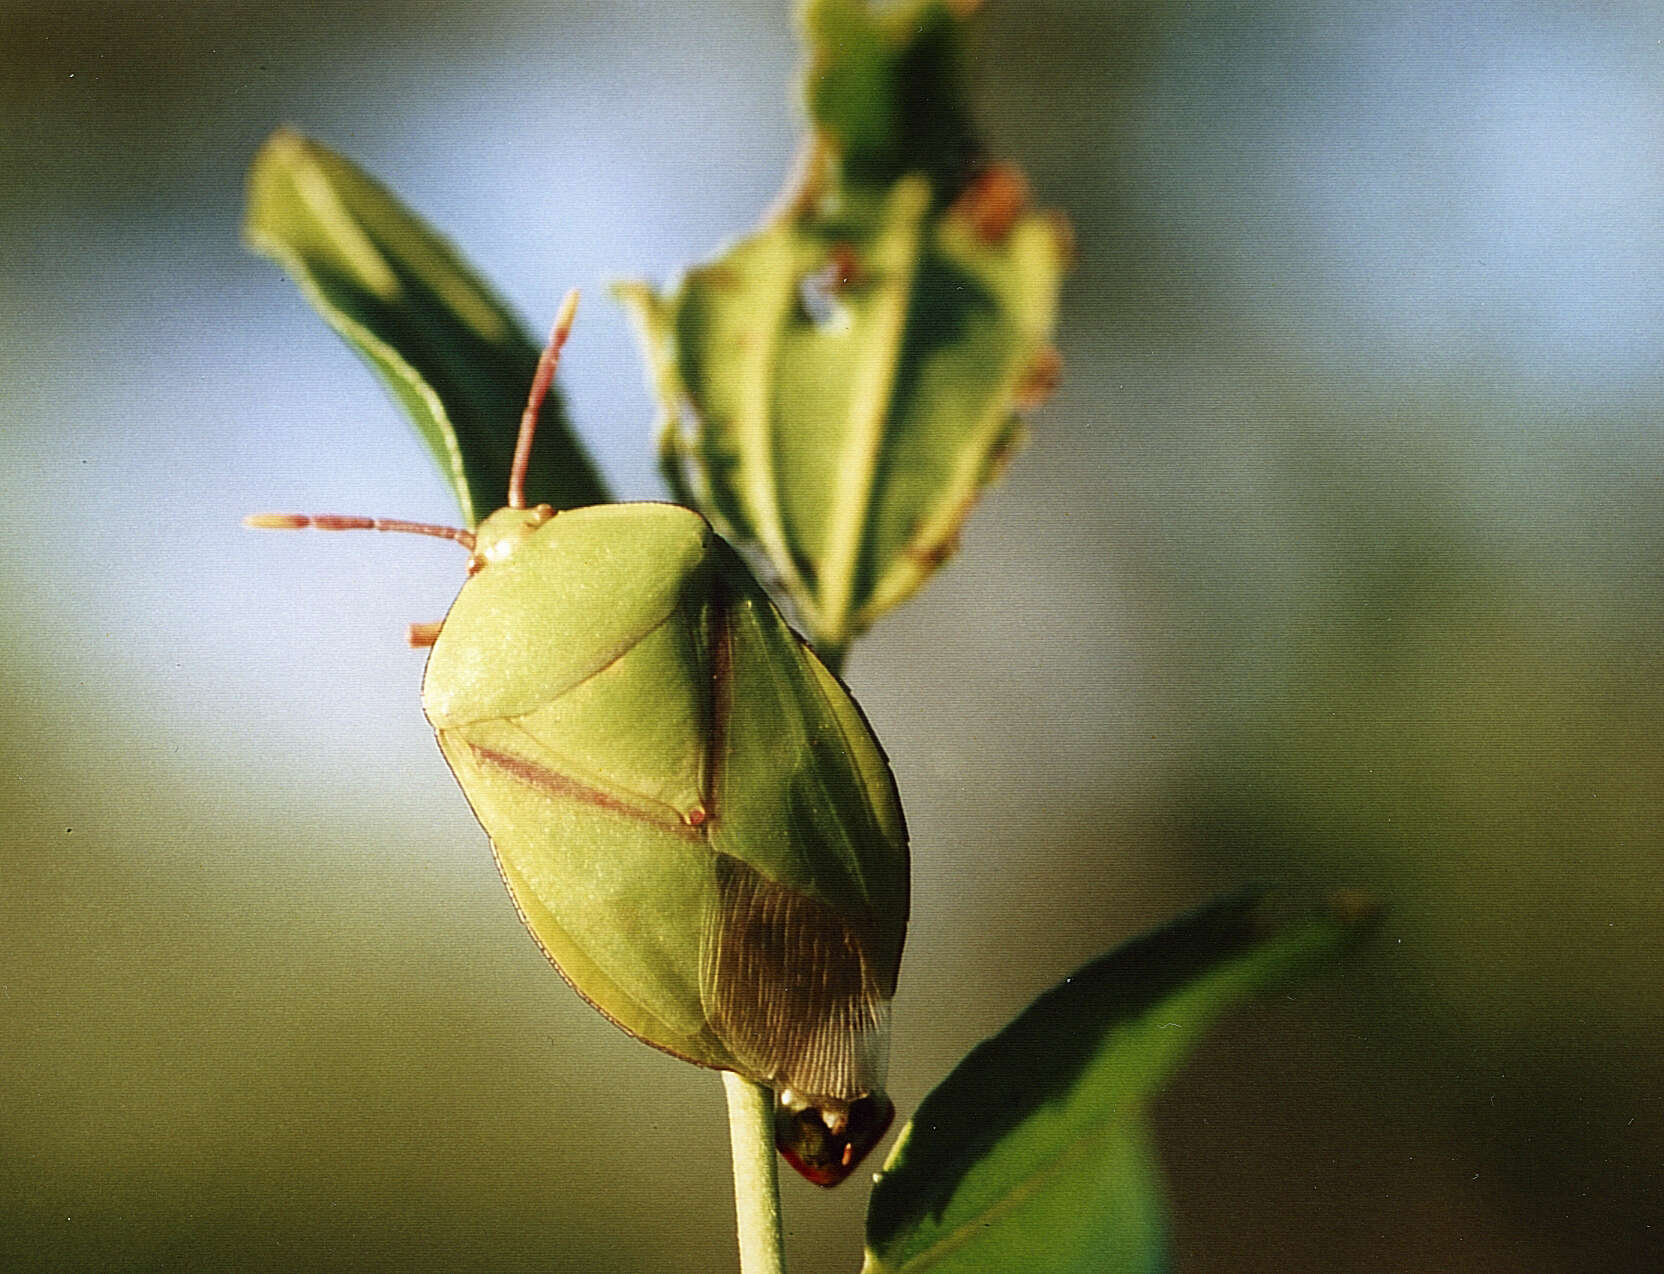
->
[[619, 0, 1068, 659], [244, 130, 608, 525], [862, 891, 1375, 1274], [620, 174, 1067, 659], [802, 0, 982, 194]]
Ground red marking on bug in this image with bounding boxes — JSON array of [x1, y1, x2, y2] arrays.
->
[[685, 804, 708, 828], [469, 743, 698, 838]]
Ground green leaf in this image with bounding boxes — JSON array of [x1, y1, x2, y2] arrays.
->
[[862, 890, 1375, 1274], [802, 0, 983, 195], [619, 172, 1067, 661], [244, 130, 608, 525], [619, 0, 1068, 660]]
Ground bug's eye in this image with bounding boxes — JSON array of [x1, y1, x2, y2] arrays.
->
[[774, 1094, 895, 1187]]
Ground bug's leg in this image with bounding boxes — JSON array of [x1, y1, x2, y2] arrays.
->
[[407, 621, 444, 648]]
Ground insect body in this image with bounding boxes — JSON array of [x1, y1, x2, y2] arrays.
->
[[249, 292, 908, 1185]]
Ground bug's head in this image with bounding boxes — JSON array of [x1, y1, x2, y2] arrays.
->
[[774, 1092, 895, 1187], [459, 286, 583, 574], [467, 503, 555, 573], [244, 289, 583, 639]]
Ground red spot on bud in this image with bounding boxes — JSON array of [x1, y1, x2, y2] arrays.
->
[[1015, 347, 1063, 410], [954, 163, 1029, 245], [823, 243, 862, 292]]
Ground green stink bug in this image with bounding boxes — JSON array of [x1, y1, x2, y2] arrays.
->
[[248, 292, 909, 1186]]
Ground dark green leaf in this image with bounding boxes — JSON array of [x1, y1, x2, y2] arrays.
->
[[619, 173, 1067, 661], [863, 890, 1376, 1274], [245, 130, 608, 525], [620, 0, 1068, 660], [802, 0, 983, 196]]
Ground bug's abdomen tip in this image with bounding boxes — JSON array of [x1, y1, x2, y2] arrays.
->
[[774, 1093, 895, 1187]]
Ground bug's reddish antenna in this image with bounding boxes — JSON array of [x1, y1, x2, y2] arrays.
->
[[243, 513, 477, 551], [507, 287, 581, 510]]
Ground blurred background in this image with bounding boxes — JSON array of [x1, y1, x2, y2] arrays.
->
[[4, 1, 1662, 1270]]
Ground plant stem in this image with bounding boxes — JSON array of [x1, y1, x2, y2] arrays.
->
[[723, 1071, 787, 1274]]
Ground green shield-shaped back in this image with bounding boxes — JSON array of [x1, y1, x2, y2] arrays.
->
[[422, 503, 909, 1107]]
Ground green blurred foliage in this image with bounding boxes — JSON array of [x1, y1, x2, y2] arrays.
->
[[802, 0, 980, 195], [865, 893, 1370, 1273]]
